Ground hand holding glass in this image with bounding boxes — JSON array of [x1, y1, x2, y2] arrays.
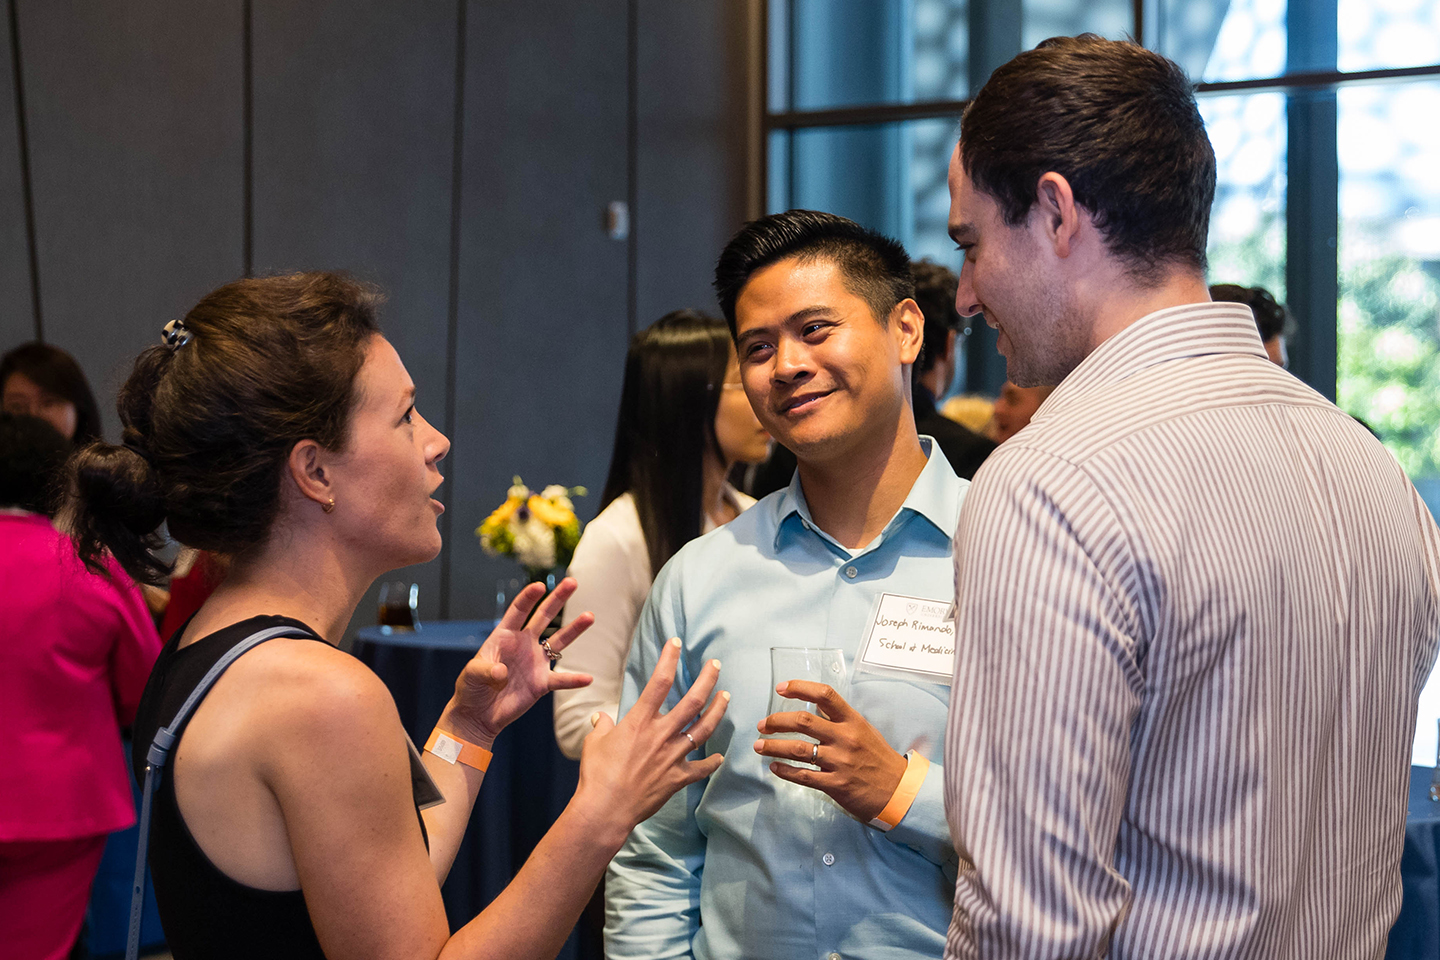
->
[[764, 647, 846, 766]]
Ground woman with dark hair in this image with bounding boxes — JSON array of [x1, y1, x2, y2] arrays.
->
[[0, 413, 162, 960], [552, 310, 769, 759], [65, 272, 728, 960], [1, 342, 104, 444]]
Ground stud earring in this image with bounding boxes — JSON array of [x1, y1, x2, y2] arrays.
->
[[322, 498, 335, 514]]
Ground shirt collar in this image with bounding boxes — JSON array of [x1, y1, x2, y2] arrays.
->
[[1036, 302, 1266, 423], [773, 437, 962, 554]]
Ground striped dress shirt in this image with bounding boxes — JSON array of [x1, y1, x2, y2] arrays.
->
[[944, 302, 1440, 959]]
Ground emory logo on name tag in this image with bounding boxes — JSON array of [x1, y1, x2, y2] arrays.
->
[[856, 592, 955, 684]]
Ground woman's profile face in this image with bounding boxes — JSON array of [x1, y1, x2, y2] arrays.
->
[[2, 371, 77, 440], [324, 337, 451, 570], [713, 352, 770, 466]]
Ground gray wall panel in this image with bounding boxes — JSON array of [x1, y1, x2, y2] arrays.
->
[[635, 0, 751, 324], [251, 0, 457, 635], [17, 0, 244, 437], [447, 0, 630, 620], [0, 7, 34, 347]]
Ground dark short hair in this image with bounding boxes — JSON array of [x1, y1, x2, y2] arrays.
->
[[960, 35, 1216, 282], [66, 272, 380, 583], [713, 209, 915, 337], [911, 259, 961, 375], [0, 342, 104, 444], [0, 412, 70, 515], [600, 309, 731, 576], [1209, 283, 1297, 342]]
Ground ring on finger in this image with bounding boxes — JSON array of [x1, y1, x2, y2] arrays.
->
[[811, 743, 819, 764], [684, 731, 696, 747], [539, 638, 561, 663]]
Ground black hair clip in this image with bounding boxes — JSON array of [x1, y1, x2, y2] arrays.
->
[[161, 319, 192, 350]]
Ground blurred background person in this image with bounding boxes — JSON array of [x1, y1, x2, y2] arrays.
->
[[941, 393, 996, 435], [987, 380, 1054, 443], [1210, 282, 1297, 368], [0, 412, 162, 960], [910, 259, 996, 478], [1, 343, 104, 445], [553, 309, 768, 760]]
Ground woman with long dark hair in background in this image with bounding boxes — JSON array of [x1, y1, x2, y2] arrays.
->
[[1, 342, 104, 445], [65, 272, 728, 960], [552, 310, 769, 760]]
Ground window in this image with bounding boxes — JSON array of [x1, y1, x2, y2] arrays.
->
[[765, 0, 1440, 520]]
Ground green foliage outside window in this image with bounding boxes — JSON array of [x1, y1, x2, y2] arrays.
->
[[1337, 256, 1440, 479]]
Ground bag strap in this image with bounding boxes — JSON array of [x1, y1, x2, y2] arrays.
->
[[126, 625, 310, 960]]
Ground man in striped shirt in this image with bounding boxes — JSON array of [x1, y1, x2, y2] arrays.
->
[[943, 35, 1440, 958]]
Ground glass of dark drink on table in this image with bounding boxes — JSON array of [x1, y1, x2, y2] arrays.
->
[[377, 581, 419, 631]]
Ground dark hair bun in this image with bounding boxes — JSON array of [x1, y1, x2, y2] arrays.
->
[[68, 441, 168, 581]]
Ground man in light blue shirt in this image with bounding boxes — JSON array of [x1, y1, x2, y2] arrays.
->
[[606, 210, 968, 960]]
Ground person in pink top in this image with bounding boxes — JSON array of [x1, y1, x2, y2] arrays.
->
[[0, 412, 163, 960]]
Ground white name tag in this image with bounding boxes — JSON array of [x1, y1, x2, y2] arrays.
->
[[856, 592, 955, 685]]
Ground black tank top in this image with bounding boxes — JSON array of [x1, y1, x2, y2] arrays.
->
[[131, 615, 429, 960]]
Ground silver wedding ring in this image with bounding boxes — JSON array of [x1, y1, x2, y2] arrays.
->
[[684, 731, 696, 746], [811, 743, 819, 763], [539, 638, 561, 663]]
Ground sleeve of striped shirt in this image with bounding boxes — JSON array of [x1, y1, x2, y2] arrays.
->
[[944, 447, 1144, 959]]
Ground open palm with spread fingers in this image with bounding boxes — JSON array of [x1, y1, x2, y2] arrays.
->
[[449, 578, 596, 744], [578, 637, 729, 831]]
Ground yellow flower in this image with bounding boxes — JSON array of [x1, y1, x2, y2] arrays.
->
[[476, 494, 526, 539], [527, 494, 576, 528]]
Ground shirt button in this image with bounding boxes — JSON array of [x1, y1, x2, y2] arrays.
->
[[822, 852, 835, 866], [843, 566, 857, 579], [828, 953, 842, 960]]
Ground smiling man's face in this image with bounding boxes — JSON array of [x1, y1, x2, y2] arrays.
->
[[947, 144, 1080, 387], [733, 255, 915, 466]]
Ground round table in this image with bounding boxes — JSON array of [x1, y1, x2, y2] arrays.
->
[[1388, 766, 1440, 958]]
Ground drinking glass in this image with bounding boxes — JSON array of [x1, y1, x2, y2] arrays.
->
[[765, 647, 847, 766], [377, 581, 419, 631]]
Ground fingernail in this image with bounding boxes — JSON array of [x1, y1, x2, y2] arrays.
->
[[590, 712, 601, 727], [710, 659, 721, 671], [721, 691, 731, 702], [753, 740, 764, 752], [668, 637, 681, 648], [776, 681, 788, 694]]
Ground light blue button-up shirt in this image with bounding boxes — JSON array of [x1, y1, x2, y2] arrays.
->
[[606, 440, 967, 960]]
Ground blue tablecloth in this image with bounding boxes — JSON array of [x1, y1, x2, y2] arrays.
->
[[353, 621, 599, 960], [1388, 766, 1440, 958]]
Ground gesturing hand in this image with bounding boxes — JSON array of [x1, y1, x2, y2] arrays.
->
[[575, 637, 728, 840], [753, 681, 906, 822], [444, 578, 596, 746]]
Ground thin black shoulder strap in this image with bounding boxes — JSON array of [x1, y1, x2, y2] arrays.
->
[[127, 625, 310, 960]]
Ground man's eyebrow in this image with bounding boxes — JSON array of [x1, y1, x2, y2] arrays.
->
[[398, 385, 416, 408], [948, 222, 975, 244], [736, 305, 836, 344]]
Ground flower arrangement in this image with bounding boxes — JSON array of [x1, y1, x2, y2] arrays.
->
[[477, 477, 586, 581]]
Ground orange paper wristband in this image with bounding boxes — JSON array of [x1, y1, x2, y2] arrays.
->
[[424, 729, 493, 772], [869, 750, 930, 831]]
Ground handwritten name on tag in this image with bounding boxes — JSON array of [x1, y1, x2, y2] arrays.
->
[[857, 593, 955, 684]]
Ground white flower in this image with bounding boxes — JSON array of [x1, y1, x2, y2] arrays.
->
[[510, 514, 557, 570], [541, 484, 568, 500]]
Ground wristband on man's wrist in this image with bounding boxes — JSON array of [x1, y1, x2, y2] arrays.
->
[[424, 728, 493, 772], [869, 750, 929, 831]]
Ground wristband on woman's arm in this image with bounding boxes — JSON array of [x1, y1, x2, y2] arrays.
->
[[868, 750, 930, 831], [424, 728, 493, 772]]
